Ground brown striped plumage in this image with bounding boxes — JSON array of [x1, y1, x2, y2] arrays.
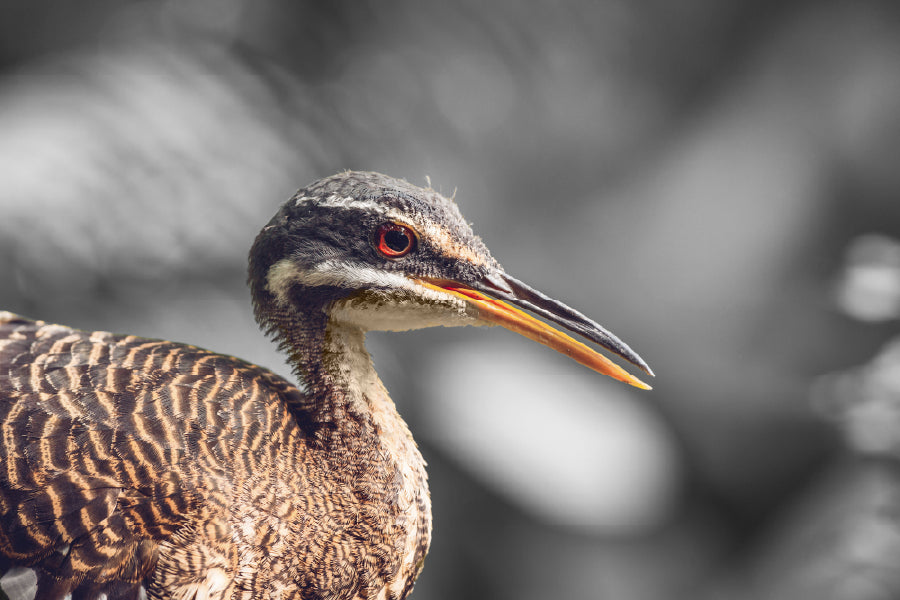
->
[[0, 313, 429, 600], [0, 171, 651, 600]]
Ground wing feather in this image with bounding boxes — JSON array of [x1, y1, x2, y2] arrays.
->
[[0, 313, 304, 599]]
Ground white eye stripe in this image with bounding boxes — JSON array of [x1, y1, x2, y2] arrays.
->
[[304, 195, 418, 232], [313, 195, 405, 221]]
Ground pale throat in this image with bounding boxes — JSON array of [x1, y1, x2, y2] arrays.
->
[[320, 293, 480, 448], [320, 316, 429, 515], [319, 315, 434, 600], [320, 318, 386, 417]]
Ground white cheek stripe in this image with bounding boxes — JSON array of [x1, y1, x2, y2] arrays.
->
[[265, 258, 415, 307], [266, 258, 482, 332]]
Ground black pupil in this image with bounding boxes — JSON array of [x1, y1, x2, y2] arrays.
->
[[384, 229, 410, 252]]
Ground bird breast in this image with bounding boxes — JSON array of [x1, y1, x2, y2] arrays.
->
[[283, 319, 433, 599]]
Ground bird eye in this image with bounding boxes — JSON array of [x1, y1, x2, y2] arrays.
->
[[375, 222, 417, 259]]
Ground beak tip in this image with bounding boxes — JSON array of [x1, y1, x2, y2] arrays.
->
[[620, 348, 654, 379], [633, 379, 653, 391], [620, 369, 653, 390]]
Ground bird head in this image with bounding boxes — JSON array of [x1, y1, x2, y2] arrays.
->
[[249, 171, 652, 389]]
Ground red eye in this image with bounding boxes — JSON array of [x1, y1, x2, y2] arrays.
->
[[375, 222, 417, 258]]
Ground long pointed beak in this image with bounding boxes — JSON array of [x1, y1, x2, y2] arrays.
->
[[416, 272, 653, 390]]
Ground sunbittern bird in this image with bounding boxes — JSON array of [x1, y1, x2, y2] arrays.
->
[[0, 171, 652, 600]]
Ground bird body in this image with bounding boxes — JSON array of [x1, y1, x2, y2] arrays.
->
[[0, 172, 651, 600], [0, 313, 429, 600]]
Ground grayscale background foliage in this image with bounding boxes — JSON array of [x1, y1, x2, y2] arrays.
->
[[1, 1, 899, 598]]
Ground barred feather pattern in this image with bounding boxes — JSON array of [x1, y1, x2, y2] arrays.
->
[[0, 313, 431, 600]]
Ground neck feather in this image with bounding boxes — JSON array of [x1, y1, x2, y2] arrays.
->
[[261, 297, 413, 449]]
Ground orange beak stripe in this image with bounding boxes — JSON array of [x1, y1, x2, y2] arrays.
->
[[417, 280, 652, 390]]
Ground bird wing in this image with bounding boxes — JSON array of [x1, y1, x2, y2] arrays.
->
[[0, 312, 306, 600]]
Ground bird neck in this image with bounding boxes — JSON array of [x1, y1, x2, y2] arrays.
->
[[320, 319, 389, 423], [270, 302, 414, 451], [261, 301, 433, 596]]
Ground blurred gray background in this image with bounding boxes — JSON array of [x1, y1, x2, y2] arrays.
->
[[2, 1, 900, 599]]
